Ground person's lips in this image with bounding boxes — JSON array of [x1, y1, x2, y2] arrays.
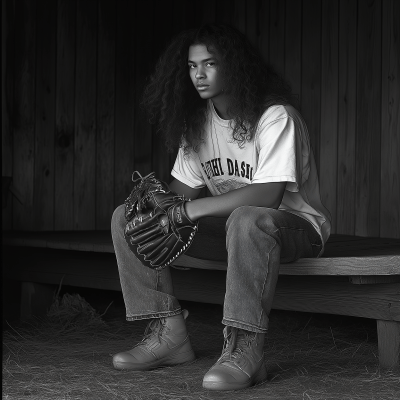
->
[[196, 84, 209, 91]]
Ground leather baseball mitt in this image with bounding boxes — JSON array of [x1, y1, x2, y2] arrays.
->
[[124, 171, 198, 270]]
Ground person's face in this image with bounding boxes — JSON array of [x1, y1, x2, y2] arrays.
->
[[188, 44, 225, 101]]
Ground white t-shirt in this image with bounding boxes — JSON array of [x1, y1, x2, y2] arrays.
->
[[172, 101, 331, 251]]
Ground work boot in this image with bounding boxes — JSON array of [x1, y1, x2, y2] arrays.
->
[[112, 309, 195, 371], [202, 326, 267, 391]]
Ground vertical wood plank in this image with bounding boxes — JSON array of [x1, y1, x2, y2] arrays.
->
[[233, 0, 247, 35], [183, 1, 197, 28], [169, 0, 185, 178], [96, 0, 116, 229], [301, 0, 321, 170], [200, 0, 217, 24], [377, 320, 400, 369], [257, 0, 270, 63], [246, 0, 259, 50], [337, 0, 357, 236], [134, 0, 154, 177], [114, 0, 135, 207], [74, 0, 97, 230], [34, 0, 56, 230], [13, 0, 37, 230], [2, 0, 13, 179], [172, 0, 186, 34], [152, 1, 174, 183], [269, 0, 285, 74], [381, 0, 400, 239], [319, 0, 338, 233], [356, 0, 381, 237], [2, 0, 15, 230], [285, 0, 301, 103], [55, 0, 76, 230], [216, 0, 234, 25]]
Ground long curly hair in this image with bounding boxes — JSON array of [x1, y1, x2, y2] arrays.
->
[[141, 23, 294, 153]]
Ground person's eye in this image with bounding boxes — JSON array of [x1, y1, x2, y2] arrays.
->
[[188, 64, 196, 69], [206, 62, 216, 67]]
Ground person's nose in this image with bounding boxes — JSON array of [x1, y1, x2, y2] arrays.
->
[[195, 65, 205, 79]]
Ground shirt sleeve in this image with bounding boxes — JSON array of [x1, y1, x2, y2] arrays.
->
[[251, 106, 303, 192], [171, 146, 206, 189]]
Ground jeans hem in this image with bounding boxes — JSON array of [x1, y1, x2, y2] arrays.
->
[[222, 317, 268, 334], [126, 308, 182, 321]]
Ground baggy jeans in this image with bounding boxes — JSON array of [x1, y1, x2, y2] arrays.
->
[[111, 204, 322, 333]]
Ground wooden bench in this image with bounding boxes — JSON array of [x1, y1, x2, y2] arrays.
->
[[2, 231, 400, 369]]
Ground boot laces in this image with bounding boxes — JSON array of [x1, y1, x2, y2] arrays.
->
[[136, 318, 168, 348], [219, 326, 257, 362]]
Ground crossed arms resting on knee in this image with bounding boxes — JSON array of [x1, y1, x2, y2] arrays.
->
[[169, 178, 287, 221]]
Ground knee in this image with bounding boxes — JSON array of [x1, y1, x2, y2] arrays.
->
[[226, 206, 279, 238], [111, 204, 126, 232]]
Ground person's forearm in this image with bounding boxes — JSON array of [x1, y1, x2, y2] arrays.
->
[[185, 182, 286, 221]]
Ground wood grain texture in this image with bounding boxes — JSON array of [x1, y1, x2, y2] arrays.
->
[[5, 248, 400, 321], [301, 0, 321, 170], [356, 0, 382, 237], [74, 0, 97, 229], [133, 0, 154, 176], [4, 0, 400, 239], [34, 0, 56, 230], [114, 0, 135, 207], [6, 249, 122, 291], [246, 0, 259, 50], [377, 320, 400, 368], [55, 0, 76, 230], [337, 0, 357, 236], [319, 0, 338, 233], [173, 254, 400, 275], [269, 0, 285, 74], [3, 231, 399, 275], [233, 0, 247, 35], [380, 0, 400, 239], [12, 0, 37, 230], [2, 0, 15, 230], [215, 0, 233, 26], [152, 0, 174, 183], [172, 0, 185, 33], [200, 0, 217, 24], [172, 271, 400, 322], [350, 276, 400, 285], [1, 0, 13, 178], [96, 0, 116, 229], [257, 0, 269, 63], [284, 0, 302, 103], [273, 279, 400, 321]]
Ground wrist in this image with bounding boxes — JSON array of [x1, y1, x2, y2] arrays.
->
[[184, 199, 200, 221]]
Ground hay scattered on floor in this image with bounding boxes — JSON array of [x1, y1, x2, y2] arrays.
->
[[47, 292, 106, 331], [3, 293, 400, 400]]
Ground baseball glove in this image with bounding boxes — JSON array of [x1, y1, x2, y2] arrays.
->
[[124, 171, 198, 270]]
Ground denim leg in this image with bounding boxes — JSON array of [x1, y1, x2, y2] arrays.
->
[[223, 206, 322, 333], [111, 205, 182, 321]]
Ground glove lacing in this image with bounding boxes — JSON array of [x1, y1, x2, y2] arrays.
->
[[126, 171, 169, 219]]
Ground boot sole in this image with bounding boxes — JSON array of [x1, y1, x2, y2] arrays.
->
[[202, 362, 267, 391], [113, 339, 196, 371]]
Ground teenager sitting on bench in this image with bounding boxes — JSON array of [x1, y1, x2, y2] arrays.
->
[[111, 23, 331, 391]]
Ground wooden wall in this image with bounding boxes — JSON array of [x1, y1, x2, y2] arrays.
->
[[2, 0, 399, 238]]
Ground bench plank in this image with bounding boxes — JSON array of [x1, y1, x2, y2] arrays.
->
[[172, 270, 400, 322], [5, 249, 399, 323], [3, 234, 400, 369], [174, 254, 400, 275], [3, 231, 400, 276]]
